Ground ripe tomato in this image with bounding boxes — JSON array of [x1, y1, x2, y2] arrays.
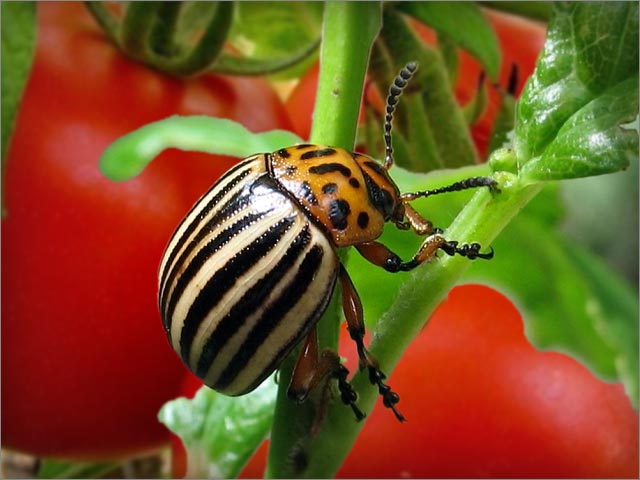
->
[[1, 2, 291, 459], [285, 9, 547, 158], [235, 285, 638, 478]]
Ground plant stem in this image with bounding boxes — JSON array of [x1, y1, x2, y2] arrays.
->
[[266, 2, 381, 478], [309, 2, 381, 150]]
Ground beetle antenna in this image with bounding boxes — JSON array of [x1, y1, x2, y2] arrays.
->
[[384, 62, 418, 170], [400, 176, 498, 202]]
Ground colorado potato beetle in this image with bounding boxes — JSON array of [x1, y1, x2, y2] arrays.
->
[[159, 62, 496, 422]]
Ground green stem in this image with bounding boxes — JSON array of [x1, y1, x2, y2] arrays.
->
[[213, 39, 320, 76], [160, 1, 233, 76], [266, 2, 381, 478], [119, 2, 159, 57], [147, 1, 183, 57], [309, 2, 381, 150], [84, 1, 119, 45]]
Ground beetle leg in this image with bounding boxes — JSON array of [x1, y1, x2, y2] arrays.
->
[[339, 265, 405, 422], [401, 203, 435, 236], [288, 327, 365, 421], [356, 232, 493, 274]]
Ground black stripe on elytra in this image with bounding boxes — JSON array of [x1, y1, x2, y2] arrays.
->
[[300, 148, 337, 160], [215, 244, 325, 391], [178, 216, 295, 366], [328, 198, 351, 230], [162, 207, 265, 331], [308, 163, 352, 178], [296, 144, 314, 149], [159, 164, 253, 296], [160, 187, 252, 319], [195, 224, 312, 378], [240, 254, 338, 395]]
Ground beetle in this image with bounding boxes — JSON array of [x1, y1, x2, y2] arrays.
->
[[158, 62, 496, 422]]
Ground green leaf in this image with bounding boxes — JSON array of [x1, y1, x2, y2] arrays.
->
[[397, 1, 501, 80], [560, 236, 639, 407], [226, 2, 322, 79], [158, 379, 277, 478], [1, 1, 36, 214], [99, 116, 301, 181], [37, 459, 117, 479], [521, 76, 638, 181], [515, 1, 639, 165]]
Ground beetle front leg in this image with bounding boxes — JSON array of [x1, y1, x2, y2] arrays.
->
[[339, 265, 405, 422], [356, 234, 493, 274], [288, 327, 365, 422]]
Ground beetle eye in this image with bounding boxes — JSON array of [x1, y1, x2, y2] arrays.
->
[[378, 189, 395, 219], [363, 173, 397, 220]]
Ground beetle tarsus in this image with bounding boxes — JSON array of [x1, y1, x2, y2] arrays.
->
[[369, 366, 406, 422], [440, 241, 494, 260], [333, 364, 366, 421]]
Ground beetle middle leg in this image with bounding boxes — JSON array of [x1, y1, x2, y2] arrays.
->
[[288, 327, 366, 422], [358, 201, 493, 273], [339, 265, 405, 422], [356, 234, 493, 275]]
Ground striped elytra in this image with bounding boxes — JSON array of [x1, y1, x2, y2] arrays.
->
[[158, 62, 496, 421], [159, 155, 339, 396]]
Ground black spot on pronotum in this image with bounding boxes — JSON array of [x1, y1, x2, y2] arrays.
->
[[349, 178, 360, 189], [300, 148, 337, 160], [285, 165, 297, 175], [309, 163, 352, 178], [277, 148, 291, 158], [357, 211, 369, 229], [322, 183, 338, 194], [328, 199, 351, 230]]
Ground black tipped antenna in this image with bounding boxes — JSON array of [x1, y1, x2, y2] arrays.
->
[[384, 62, 418, 170]]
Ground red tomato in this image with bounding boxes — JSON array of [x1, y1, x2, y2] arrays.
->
[[236, 286, 638, 478], [285, 9, 547, 158], [1, 2, 291, 459]]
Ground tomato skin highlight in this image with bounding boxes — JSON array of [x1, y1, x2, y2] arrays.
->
[[1, 2, 290, 459], [232, 286, 638, 479]]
